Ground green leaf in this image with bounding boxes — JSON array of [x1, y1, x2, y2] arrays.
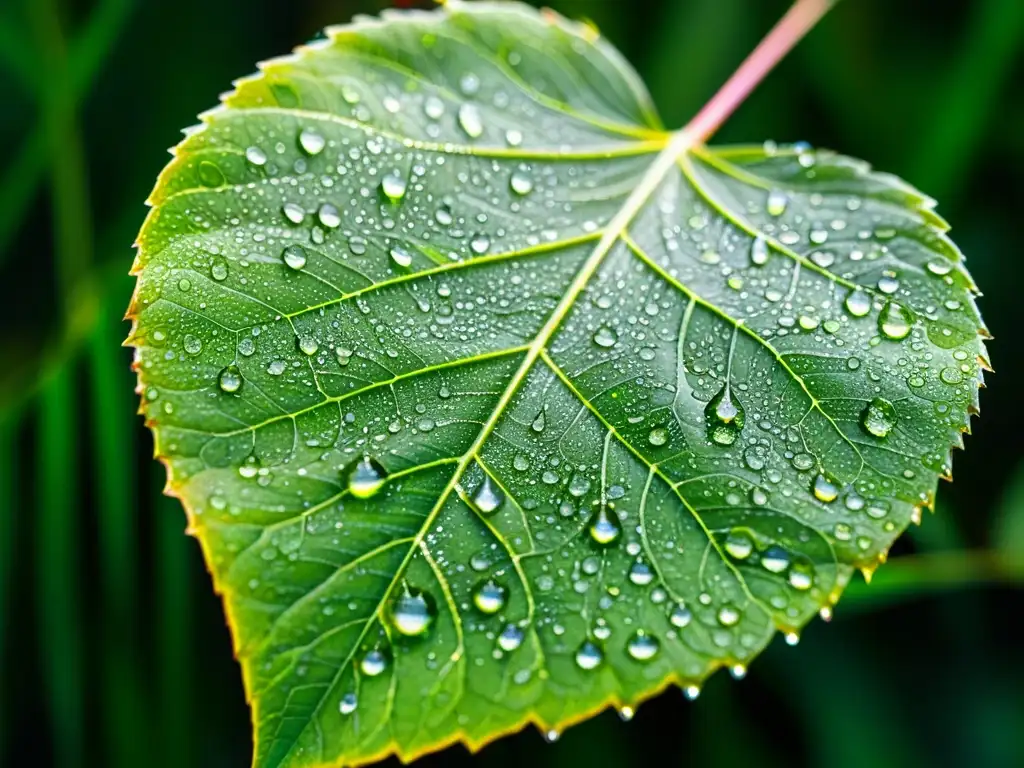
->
[[127, 2, 988, 766]]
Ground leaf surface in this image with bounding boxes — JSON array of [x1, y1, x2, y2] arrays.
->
[[128, 3, 987, 766]]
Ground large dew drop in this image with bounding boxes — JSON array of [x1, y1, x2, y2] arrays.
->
[[360, 648, 388, 677], [766, 189, 788, 216], [472, 579, 506, 615], [282, 244, 307, 270], [380, 172, 408, 203], [705, 384, 745, 446], [497, 624, 524, 652], [861, 397, 898, 438], [471, 475, 504, 515], [750, 235, 770, 266], [388, 587, 437, 637], [844, 288, 872, 318], [879, 301, 913, 340], [457, 103, 483, 138], [347, 456, 388, 499], [574, 640, 603, 670], [298, 127, 326, 156], [588, 506, 622, 547], [813, 474, 839, 503], [218, 365, 242, 393], [626, 630, 660, 662], [339, 692, 357, 715]]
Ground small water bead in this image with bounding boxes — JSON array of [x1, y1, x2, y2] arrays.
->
[[510, 171, 533, 196], [348, 236, 367, 256], [360, 648, 388, 677], [339, 693, 357, 715], [877, 272, 900, 294], [335, 347, 353, 367], [626, 631, 660, 662], [389, 588, 437, 637], [505, 128, 523, 147], [628, 561, 654, 586], [183, 335, 202, 355], [810, 250, 835, 268], [879, 301, 913, 340], [380, 172, 408, 203], [574, 640, 603, 670], [298, 336, 318, 356], [844, 289, 872, 318], [245, 146, 268, 166], [647, 427, 668, 446], [348, 456, 388, 499], [497, 624, 524, 652], [218, 365, 242, 393], [927, 259, 953, 276], [210, 260, 228, 281], [684, 686, 701, 701], [470, 235, 491, 255], [318, 203, 341, 229], [730, 665, 747, 680], [531, 410, 546, 433], [766, 189, 788, 216], [298, 128, 326, 156], [724, 529, 754, 560], [457, 103, 484, 138], [618, 707, 635, 722], [813, 474, 839, 503], [266, 360, 286, 376], [717, 604, 741, 627], [750, 235, 770, 266], [282, 203, 305, 225], [760, 546, 790, 574], [472, 476, 504, 515], [862, 397, 898, 438], [282, 244, 307, 270], [670, 604, 692, 628], [238, 337, 255, 357], [589, 506, 622, 546], [473, 579, 506, 615]]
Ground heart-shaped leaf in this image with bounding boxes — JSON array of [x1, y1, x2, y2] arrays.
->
[[128, 2, 987, 766]]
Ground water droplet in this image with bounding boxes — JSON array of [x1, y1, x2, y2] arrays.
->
[[198, 160, 225, 187], [813, 474, 839, 503], [593, 327, 617, 348], [339, 692, 357, 715], [531, 410, 546, 433], [348, 456, 388, 499], [470, 235, 490, 255], [510, 171, 533, 196], [348, 236, 367, 256], [389, 587, 436, 637], [386, 245, 413, 268], [844, 289, 872, 318], [750, 235, 770, 266], [877, 272, 900, 294], [788, 562, 814, 591], [724, 529, 754, 560], [318, 203, 341, 228], [647, 427, 668, 446], [238, 337, 255, 357], [717, 604, 741, 627], [730, 664, 747, 680], [574, 640, 603, 670], [380, 172, 407, 203], [628, 561, 654, 586], [458, 103, 483, 139], [473, 579, 506, 615], [283, 203, 305, 225], [424, 95, 445, 120], [626, 630, 660, 661], [861, 397, 897, 438], [299, 128, 326, 155], [283, 244, 307, 270], [766, 190, 788, 216], [360, 648, 388, 677], [684, 685, 701, 700], [218, 365, 242, 393], [471, 476, 504, 515], [705, 384, 745, 446], [588, 506, 622, 546], [497, 624, 524, 652], [505, 129, 523, 147], [670, 604, 692, 628], [761, 546, 790, 574], [298, 336, 318, 356], [211, 260, 228, 281], [879, 301, 912, 340], [245, 146, 268, 166], [183, 335, 202, 355], [927, 260, 952, 276]]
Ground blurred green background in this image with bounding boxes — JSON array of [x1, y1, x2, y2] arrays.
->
[[1, 0, 1022, 766]]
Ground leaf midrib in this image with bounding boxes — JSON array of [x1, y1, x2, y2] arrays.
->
[[263, 128, 696, 766]]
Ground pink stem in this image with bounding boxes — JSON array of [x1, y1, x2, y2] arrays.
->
[[683, 0, 836, 144]]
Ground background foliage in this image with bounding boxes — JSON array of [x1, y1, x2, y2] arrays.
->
[[0, 1, 1021, 767]]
